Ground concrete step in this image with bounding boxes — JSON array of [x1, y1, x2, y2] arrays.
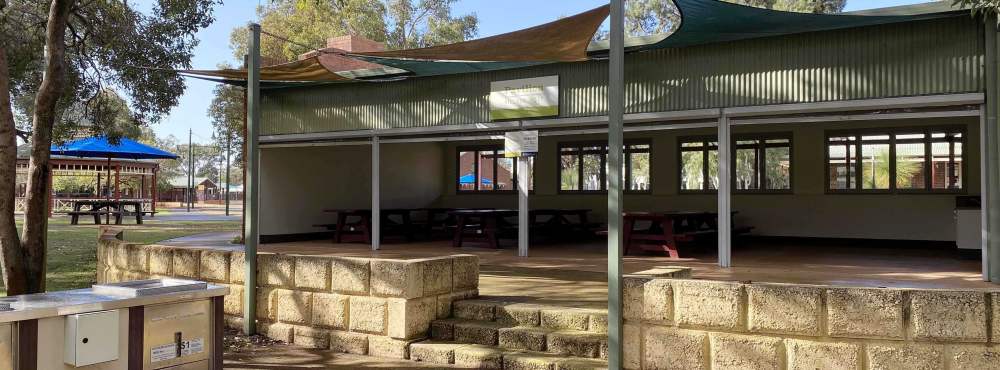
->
[[431, 318, 608, 359], [452, 298, 607, 333], [406, 339, 608, 370], [546, 331, 608, 359]]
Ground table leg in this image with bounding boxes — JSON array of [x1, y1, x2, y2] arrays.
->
[[335, 213, 346, 243], [361, 214, 372, 245], [452, 215, 466, 248], [485, 215, 499, 249], [402, 212, 413, 242], [660, 218, 680, 259]]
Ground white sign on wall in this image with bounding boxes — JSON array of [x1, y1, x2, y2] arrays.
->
[[489, 76, 559, 121], [505, 131, 539, 158]]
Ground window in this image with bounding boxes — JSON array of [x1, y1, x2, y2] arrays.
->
[[457, 147, 533, 192], [735, 136, 791, 192], [558, 141, 651, 192], [679, 134, 792, 193], [826, 127, 964, 193]]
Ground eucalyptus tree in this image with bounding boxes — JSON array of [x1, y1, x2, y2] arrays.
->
[[0, 0, 217, 294]]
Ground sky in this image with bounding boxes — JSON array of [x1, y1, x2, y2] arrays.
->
[[150, 0, 933, 145]]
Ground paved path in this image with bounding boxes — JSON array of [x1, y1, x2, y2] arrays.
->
[[159, 230, 241, 249], [154, 207, 241, 222]]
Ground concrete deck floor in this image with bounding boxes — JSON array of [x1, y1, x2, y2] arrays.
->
[[250, 237, 989, 308]]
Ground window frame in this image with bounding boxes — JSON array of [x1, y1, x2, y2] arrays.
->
[[823, 126, 966, 195], [455, 145, 530, 194], [677, 133, 794, 194], [556, 139, 652, 194]]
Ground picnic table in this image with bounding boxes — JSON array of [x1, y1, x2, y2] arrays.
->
[[321, 208, 440, 244], [449, 209, 518, 249], [529, 209, 596, 240], [622, 211, 743, 258], [68, 200, 146, 225], [449, 208, 597, 249]]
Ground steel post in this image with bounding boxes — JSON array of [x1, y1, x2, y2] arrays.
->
[[607, 0, 625, 367], [243, 23, 262, 335]]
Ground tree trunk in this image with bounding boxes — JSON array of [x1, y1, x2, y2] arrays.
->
[[19, 0, 75, 294], [0, 22, 29, 295]]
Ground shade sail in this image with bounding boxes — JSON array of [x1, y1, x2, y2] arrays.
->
[[177, 0, 967, 85], [180, 55, 354, 83], [353, 5, 610, 63], [640, 0, 965, 50], [51, 137, 179, 160]]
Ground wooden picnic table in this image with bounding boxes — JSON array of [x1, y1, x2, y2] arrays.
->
[[622, 211, 733, 258], [69, 200, 145, 225], [449, 209, 518, 249], [322, 208, 463, 244], [529, 208, 595, 240], [449, 208, 597, 249]]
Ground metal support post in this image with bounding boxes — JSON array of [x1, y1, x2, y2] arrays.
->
[[517, 154, 529, 257], [985, 16, 1000, 282], [243, 22, 262, 335], [372, 135, 381, 251], [718, 115, 732, 268], [607, 0, 625, 367]]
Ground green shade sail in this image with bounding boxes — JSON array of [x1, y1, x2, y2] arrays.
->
[[639, 0, 965, 50]]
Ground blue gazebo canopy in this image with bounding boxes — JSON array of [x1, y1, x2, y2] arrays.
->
[[459, 173, 492, 185], [51, 136, 179, 160]]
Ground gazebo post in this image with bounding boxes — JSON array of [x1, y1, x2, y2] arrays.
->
[[114, 164, 120, 202], [46, 164, 53, 218], [152, 167, 158, 215]]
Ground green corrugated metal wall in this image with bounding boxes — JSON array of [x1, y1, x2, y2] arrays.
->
[[261, 16, 984, 136]]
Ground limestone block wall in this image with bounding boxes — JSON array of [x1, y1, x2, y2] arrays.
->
[[624, 269, 1000, 370], [96, 230, 479, 359]]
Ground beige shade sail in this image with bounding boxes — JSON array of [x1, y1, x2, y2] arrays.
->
[[180, 55, 353, 82], [352, 4, 610, 62]]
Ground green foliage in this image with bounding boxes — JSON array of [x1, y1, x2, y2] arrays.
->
[[1, 0, 219, 137], [207, 78, 244, 165], [954, 0, 1000, 15], [229, 0, 478, 64]]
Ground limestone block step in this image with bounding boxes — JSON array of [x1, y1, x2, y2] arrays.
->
[[455, 344, 509, 369], [451, 297, 608, 334], [406, 339, 609, 370], [546, 331, 608, 359], [454, 320, 509, 345], [499, 326, 553, 351], [504, 351, 609, 370], [453, 299, 503, 321], [409, 340, 470, 364]]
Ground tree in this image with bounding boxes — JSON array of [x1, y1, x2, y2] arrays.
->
[[229, 0, 478, 64], [621, 0, 846, 37], [208, 81, 244, 166], [0, 0, 217, 294], [954, 0, 1000, 15]]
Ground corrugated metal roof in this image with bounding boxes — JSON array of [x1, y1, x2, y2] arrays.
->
[[261, 16, 984, 136]]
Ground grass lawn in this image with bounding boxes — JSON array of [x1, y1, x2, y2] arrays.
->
[[8, 216, 239, 293]]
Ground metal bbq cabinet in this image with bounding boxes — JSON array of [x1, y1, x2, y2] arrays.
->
[[0, 278, 228, 370]]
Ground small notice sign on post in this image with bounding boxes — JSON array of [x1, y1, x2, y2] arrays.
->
[[505, 130, 538, 158]]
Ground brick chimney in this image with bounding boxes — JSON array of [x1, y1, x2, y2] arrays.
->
[[296, 35, 388, 73], [326, 35, 385, 53], [298, 35, 385, 60]]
